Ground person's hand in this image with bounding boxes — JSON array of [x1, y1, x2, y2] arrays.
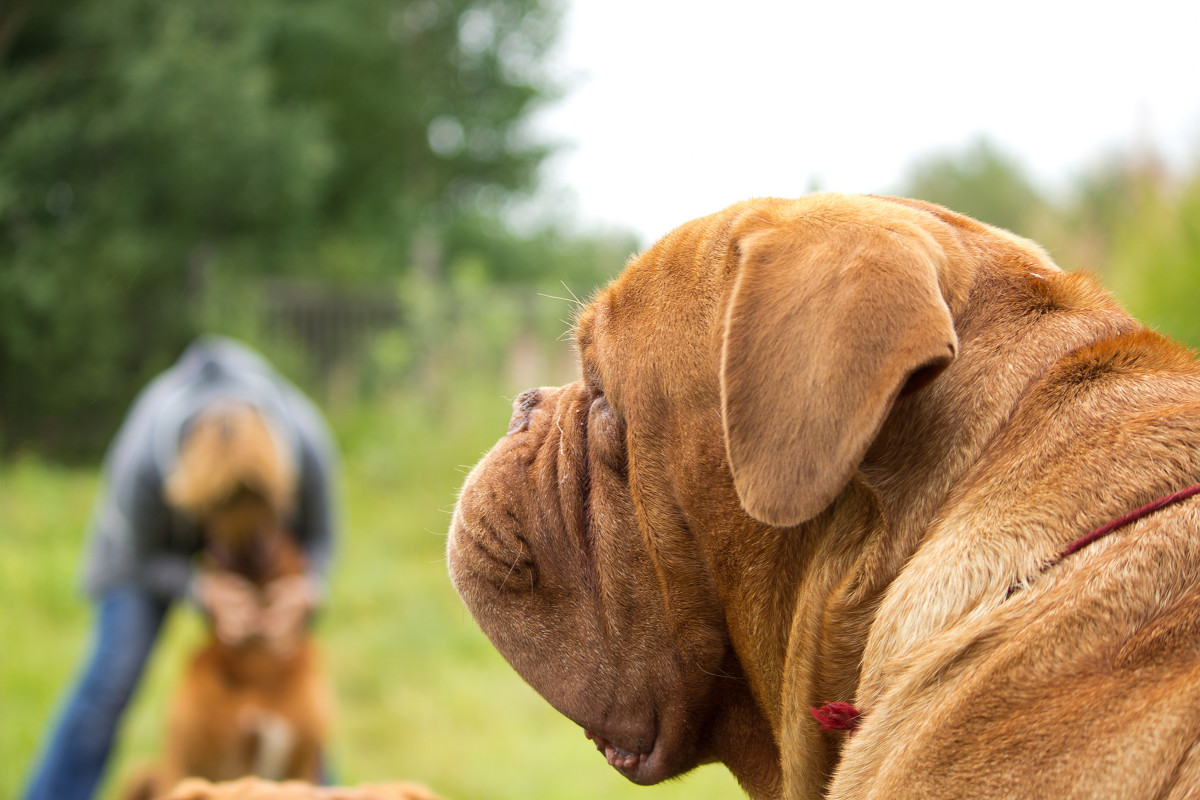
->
[[195, 569, 261, 646], [261, 574, 316, 654]]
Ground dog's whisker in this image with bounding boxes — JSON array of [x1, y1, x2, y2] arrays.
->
[[499, 540, 524, 592], [559, 281, 585, 311], [696, 664, 744, 682]]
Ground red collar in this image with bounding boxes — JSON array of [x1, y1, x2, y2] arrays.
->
[[811, 483, 1200, 734], [1055, 483, 1200, 561]]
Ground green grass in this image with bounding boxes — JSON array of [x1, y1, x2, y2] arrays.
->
[[0, 374, 743, 800]]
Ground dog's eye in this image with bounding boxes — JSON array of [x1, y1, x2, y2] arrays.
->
[[589, 395, 627, 475]]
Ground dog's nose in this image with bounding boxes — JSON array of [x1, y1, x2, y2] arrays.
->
[[507, 388, 543, 435]]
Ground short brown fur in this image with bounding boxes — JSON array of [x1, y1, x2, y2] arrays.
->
[[449, 194, 1200, 798]]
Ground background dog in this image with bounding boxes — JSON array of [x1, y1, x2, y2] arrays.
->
[[125, 405, 332, 800], [449, 194, 1200, 799]]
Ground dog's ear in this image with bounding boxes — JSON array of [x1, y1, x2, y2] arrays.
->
[[720, 212, 958, 527]]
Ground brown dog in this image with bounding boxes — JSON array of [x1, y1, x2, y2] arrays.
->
[[448, 194, 1200, 799], [126, 517, 332, 800], [126, 407, 332, 800]]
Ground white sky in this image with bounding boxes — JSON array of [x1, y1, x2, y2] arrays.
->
[[529, 0, 1200, 243]]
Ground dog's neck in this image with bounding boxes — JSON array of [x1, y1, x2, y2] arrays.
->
[[202, 524, 310, 676], [850, 268, 1144, 698], [715, 264, 1168, 799], [205, 533, 284, 586]]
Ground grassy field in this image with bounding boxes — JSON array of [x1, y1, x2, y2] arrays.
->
[[0, 373, 744, 800]]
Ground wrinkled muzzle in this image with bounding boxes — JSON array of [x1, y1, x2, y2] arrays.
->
[[447, 383, 717, 785]]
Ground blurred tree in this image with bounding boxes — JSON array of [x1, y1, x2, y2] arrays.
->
[[1039, 148, 1169, 278], [1105, 169, 1200, 350], [896, 136, 1046, 237], [0, 0, 563, 456], [898, 138, 1200, 352], [442, 212, 636, 287]]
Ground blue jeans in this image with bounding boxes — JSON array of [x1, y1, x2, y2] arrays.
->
[[22, 586, 171, 800]]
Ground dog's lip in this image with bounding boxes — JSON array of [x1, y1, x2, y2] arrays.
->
[[583, 724, 667, 782], [584, 728, 650, 776]]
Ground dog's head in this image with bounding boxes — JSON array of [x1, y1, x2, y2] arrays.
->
[[167, 401, 298, 577], [448, 194, 1032, 790]]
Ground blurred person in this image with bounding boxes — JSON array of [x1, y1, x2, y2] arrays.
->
[[22, 336, 340, 800]]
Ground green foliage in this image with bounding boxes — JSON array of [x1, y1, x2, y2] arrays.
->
[[896, 136, 1046, 236], [442, 211, 636, 287], [0, 0, 568, 457], [1105, 173, 1200, 350], [897, 138, 1200, 351]]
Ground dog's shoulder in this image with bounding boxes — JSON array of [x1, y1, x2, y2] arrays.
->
[[836, 498, 1200, 799]]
